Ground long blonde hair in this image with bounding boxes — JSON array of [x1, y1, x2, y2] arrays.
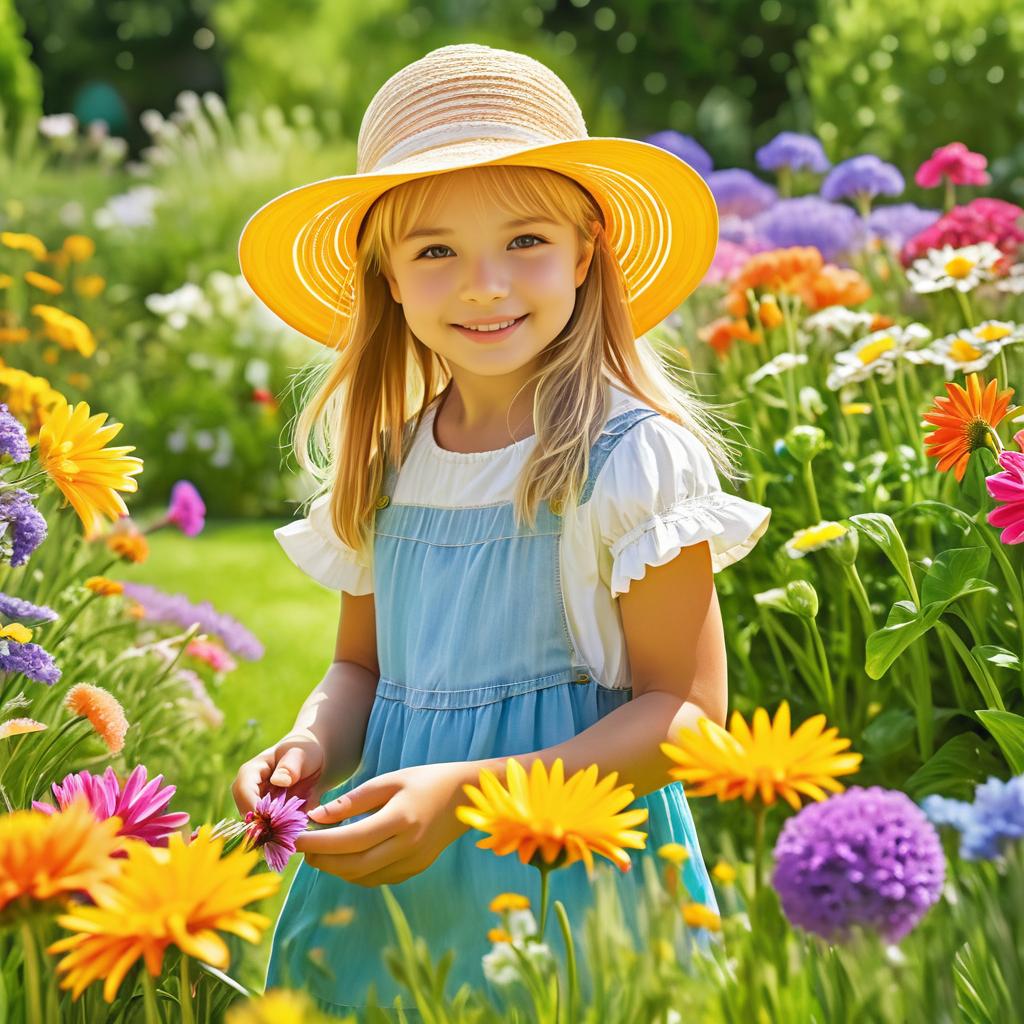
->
[[287, 164, 747, 556]]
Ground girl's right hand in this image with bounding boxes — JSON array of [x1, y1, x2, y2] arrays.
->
[[231, 728, 325, 816]]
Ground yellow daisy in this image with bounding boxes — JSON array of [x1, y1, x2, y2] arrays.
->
[[681, 903, 722, 931], [36, 399, 144, 538], [488, 892, 531, 913], [24, 270, 64, 295], [660, 700, 862, 810], [1, 231, 47, 262], [456, 757, 649, 877]]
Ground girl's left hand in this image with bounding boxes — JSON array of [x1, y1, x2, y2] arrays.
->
[[295, 761, 477, 886]]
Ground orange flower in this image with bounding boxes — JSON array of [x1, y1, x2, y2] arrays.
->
[[0, 717, 47, 739], [487, 927, 513, 943], [757, 296, 784, 329], [923, 372, 1014, 482], [127, 601, 147, 619], [64, 683, 129, 754], [24, 270, 64, 295], [681, 902, 721, 931], [698, 316, 763, 357], [74, 274, 106, 298], [107, 531, 149, 563], [62, 235, 96, 262], [797, 263, 871, 311], [869, 313, 895, 331], [85, 576, 124, 596], [0, 327, 29, 343]]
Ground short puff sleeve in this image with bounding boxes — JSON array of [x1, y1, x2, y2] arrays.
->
[[594, 416, 771, 598], [274, 493, 374, 595]]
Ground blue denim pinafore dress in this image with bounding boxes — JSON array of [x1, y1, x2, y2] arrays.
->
[[266, 407, 719, 1016]]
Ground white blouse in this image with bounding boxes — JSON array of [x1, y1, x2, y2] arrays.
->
[[274, 384, 772, 691]]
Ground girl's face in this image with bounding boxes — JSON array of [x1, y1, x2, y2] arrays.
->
[[382, 171, 597, 381]]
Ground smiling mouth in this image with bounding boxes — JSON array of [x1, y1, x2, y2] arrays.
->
[[451, 314, 529, 340]]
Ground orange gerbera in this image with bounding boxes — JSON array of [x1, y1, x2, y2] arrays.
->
[[64, 682, 130, 754], [456, 757, 649, 876], [923, 372, 1014, 482], [697, 316, 763, 357], [798, 263, 871, 311], [36, 399, 144, 537]]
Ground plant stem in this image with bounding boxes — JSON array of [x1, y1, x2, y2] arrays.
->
[[20, 920, 43, 1024], [802, 461, 822, 522], [752, 802, 766, 900], [954, 288, 974, 330], [179, 956, 195, 1024], [141, 969, 162, 1024], [538, 865, 552, 939], [554, 901, 577, 1024], [867, 375, 897, 456]]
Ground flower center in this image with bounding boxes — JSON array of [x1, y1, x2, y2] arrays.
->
[[944, 256, 975, 278], [950, 338, 983, 362], [858, 336, 895, 364], [975, 324, 1011, 341]]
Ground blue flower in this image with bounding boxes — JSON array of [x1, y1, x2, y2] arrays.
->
[[643, 131, 713, 178], [756, 131, 831, 174], [707, 169, 777, 218], [752, 196, 866, 261], [822, 155, 904, 204], [0, 637, 61, 685], [0, 592, 58, 623], [0, 403, 30, 464], [922, 775, 1024, 861], [0, 489, 47, 567]]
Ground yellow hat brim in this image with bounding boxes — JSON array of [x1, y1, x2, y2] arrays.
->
[[237, 137, 718, 347]]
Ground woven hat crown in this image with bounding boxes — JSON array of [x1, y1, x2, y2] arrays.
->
[[356, 44, 589, 175]]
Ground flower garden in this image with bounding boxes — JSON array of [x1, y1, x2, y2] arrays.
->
[[4, 27, 1024, 1024]]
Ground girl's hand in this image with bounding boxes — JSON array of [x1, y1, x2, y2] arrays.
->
[[231, 728, 325, 816], [295, 761, 476, 887]]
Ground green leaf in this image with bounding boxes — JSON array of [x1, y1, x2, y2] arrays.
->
[[919, 547, 991, 607], [976, 710, 1024, 774], [860, 708, 917, 759], [974, 645, 1022, 673], [849, 512, 916, 598], [904, 733, 1005, 800]]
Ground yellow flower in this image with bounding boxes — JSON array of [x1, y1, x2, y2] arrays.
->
[[0, 327, 30, 343], [0, 273, 12, 288], [24, 270, 64, 295], [660, 700, 862, 811], [37, 399, 144, 538], [456, 757, 649, 877], [74, 274, 106, 298], [1, 231, 47, 261], [225, 989, 336, 1024], [711, 861, 737, 884], [48, 826, 281, 1003], [487, 927, 513, 944], [0, 797, 123, 920], [681, 902, 721, 931], [64, 682, 129, 754], [320, 905, 355, 927], [489, 892, 531, 913], [85, 576, 124, 596], [30, 304, 96, 357], [656, 843, 690, 866], [107, 530, 149, 563], [62, 235, 96, 262], [0, 622, 32, 643], [0, 717, 47, 739]]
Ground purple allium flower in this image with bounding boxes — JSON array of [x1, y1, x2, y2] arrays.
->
[[753, 196, 866, 262], [0, 488, 47, 567], [922, 774, 1024, 861], [821, 154, 905, 204], [867, 203, 943, 252], [0, 637, 60, 684], [0, 404, 30, 464], [756, 131, 831, 174], [707, 168, 778, 218], [772, 786, 945, 944], [0, 592, 58, 623], [166, 480, 206, 536], [119, 581, 264, 660], [643, 131, 713, 178], [33, 764, 190, 851], [245, 786, 309, 871]]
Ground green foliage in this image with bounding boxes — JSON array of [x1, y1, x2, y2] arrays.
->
[[0, 0, 42, 147]]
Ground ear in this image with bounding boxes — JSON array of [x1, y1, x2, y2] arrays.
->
[[382, 269, 402, 305], [575, 220, 601, 288]]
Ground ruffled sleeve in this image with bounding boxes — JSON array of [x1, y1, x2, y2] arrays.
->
[[593, 415, 771, 598], [273, 493, 374, 595]]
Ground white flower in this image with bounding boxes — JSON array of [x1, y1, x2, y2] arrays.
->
[[145, 282, 214, 327], [745, 351, 807, 387], [481, 942, 519, 987], [506, 908, 538, 943], [921, 327, 1009, 378], [905, 242, 1003, 294], [783, 521, 850, 559], [995, 263, 1024, 294], [825, 322, 931, 391], [38, 113, 77, 139], [800, 305, 877, 341], [93, 185, 164, 230]]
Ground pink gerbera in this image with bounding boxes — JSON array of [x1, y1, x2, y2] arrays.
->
[[915, 142, 990, 189], [244, 787, 309, 871], [986, 430, 1024, 545], [32, 763, 190, 851], [186, 637, 237, 673], [165, 480, 206, 536]]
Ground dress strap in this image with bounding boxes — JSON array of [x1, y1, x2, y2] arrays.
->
[[578, 407, 661, 507]]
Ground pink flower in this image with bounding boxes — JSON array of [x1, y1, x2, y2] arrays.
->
[[986, 432, 1024, 545], [33, 764, 190, 851], [901, 198, 1024, 267], [186, 637, 237, 673], [166, 480, 206, 536], [703, 239, 771, 286], [244, 787, 309, 871], [915, 142, 990, 189]]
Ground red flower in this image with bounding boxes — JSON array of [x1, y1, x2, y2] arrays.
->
[[915, 142, 990, 189], [900, 198, 1024, 267]]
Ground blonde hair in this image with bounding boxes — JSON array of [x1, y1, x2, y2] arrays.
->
[[287, 164, 747, 556]]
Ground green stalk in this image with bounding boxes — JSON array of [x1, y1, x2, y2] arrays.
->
[[954, 288, 974, 330], [553, 901, 577, 1024], [752, 802, 766, 901], [179, 956, 194, 1024], [866, 375, 897, 456], [20, 920, 43, 1024], [807, 617, 837, 724], [802, 461, 822, 523], [537, 865, 552, 939], [140, 969, 162, 1024], [935, 621, 1005, 710]]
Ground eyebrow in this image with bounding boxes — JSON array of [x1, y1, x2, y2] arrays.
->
[[401, 217, 559, 244]]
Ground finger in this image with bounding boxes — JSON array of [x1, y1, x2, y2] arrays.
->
[[296, 807, 404, 855], [269, 748, 308, 788], [233, 758, 272, 814], [308, 776, 401, 825], [351, 855, 424, 888], [305, 833, 409, 882]]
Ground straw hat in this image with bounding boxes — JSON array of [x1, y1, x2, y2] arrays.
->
[[237, 43, 718, 347]]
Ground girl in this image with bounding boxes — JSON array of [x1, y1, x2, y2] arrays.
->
[[234, 43, 772, 1019]]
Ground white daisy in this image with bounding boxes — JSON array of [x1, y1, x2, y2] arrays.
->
[[905, 241, 1003, 294], [825, 322, 931, 391], [995, 263, 1024, 294], [800, 305, 877, 342], [919, 331, 999, 377], [745, 351, 808, 387], [967, 319, 1024, 349], [783, 521, 850, 559]]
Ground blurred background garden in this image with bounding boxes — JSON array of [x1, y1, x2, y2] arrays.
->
[[4, 0, 1024, 1020]]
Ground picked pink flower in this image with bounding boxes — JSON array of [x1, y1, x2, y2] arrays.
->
[[186, 637, 237, 673], [915, 142, 990, 189], [166, 480, 206, 536], [33, 763, 190, 852], [986, 430, 1024, 545], [245, 787, 309, 871]]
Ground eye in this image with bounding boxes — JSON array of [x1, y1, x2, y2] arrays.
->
[[415, 235, 547, 260], [509, 234, 546, 249]]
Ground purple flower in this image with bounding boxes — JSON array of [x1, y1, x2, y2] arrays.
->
[[753, 196, 866, 262], [120, 581, 264, 659], [922, 774, 1024, 861], [707, 169, 777, 218], [772, 786, 945, 944], [245, 787, 308, 871], [0, 404, 30, 464], [821, 154, 905, 205], [0, 592, 58, 623], [166, 480, 206, 536], [643, 131, 713, 178], [0, 637, 60, 684], [756, 131, 831, 174], [867, 203, 943, 252], [33, 764, 190, 850], [0, 489, 47, 567]]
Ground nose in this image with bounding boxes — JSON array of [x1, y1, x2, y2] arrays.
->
[[458, 255, 510, 305]]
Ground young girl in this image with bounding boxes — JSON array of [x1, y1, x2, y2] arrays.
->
[[234, 43, 771, 1018]]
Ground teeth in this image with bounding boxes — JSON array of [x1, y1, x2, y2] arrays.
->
[[462, 318, 518, 332]]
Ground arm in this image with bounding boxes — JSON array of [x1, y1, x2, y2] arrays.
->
[[471, 539, 727, 800]]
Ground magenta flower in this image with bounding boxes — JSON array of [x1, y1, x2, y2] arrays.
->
[[33, 764, 190, 851], [166, 480, 206, 536], [986, 431, 1024, 545], [186, 637, 237, 674], [901, 198, 1024, 267], [244, 787, 309, 871], [915, 142, 990, 189]]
